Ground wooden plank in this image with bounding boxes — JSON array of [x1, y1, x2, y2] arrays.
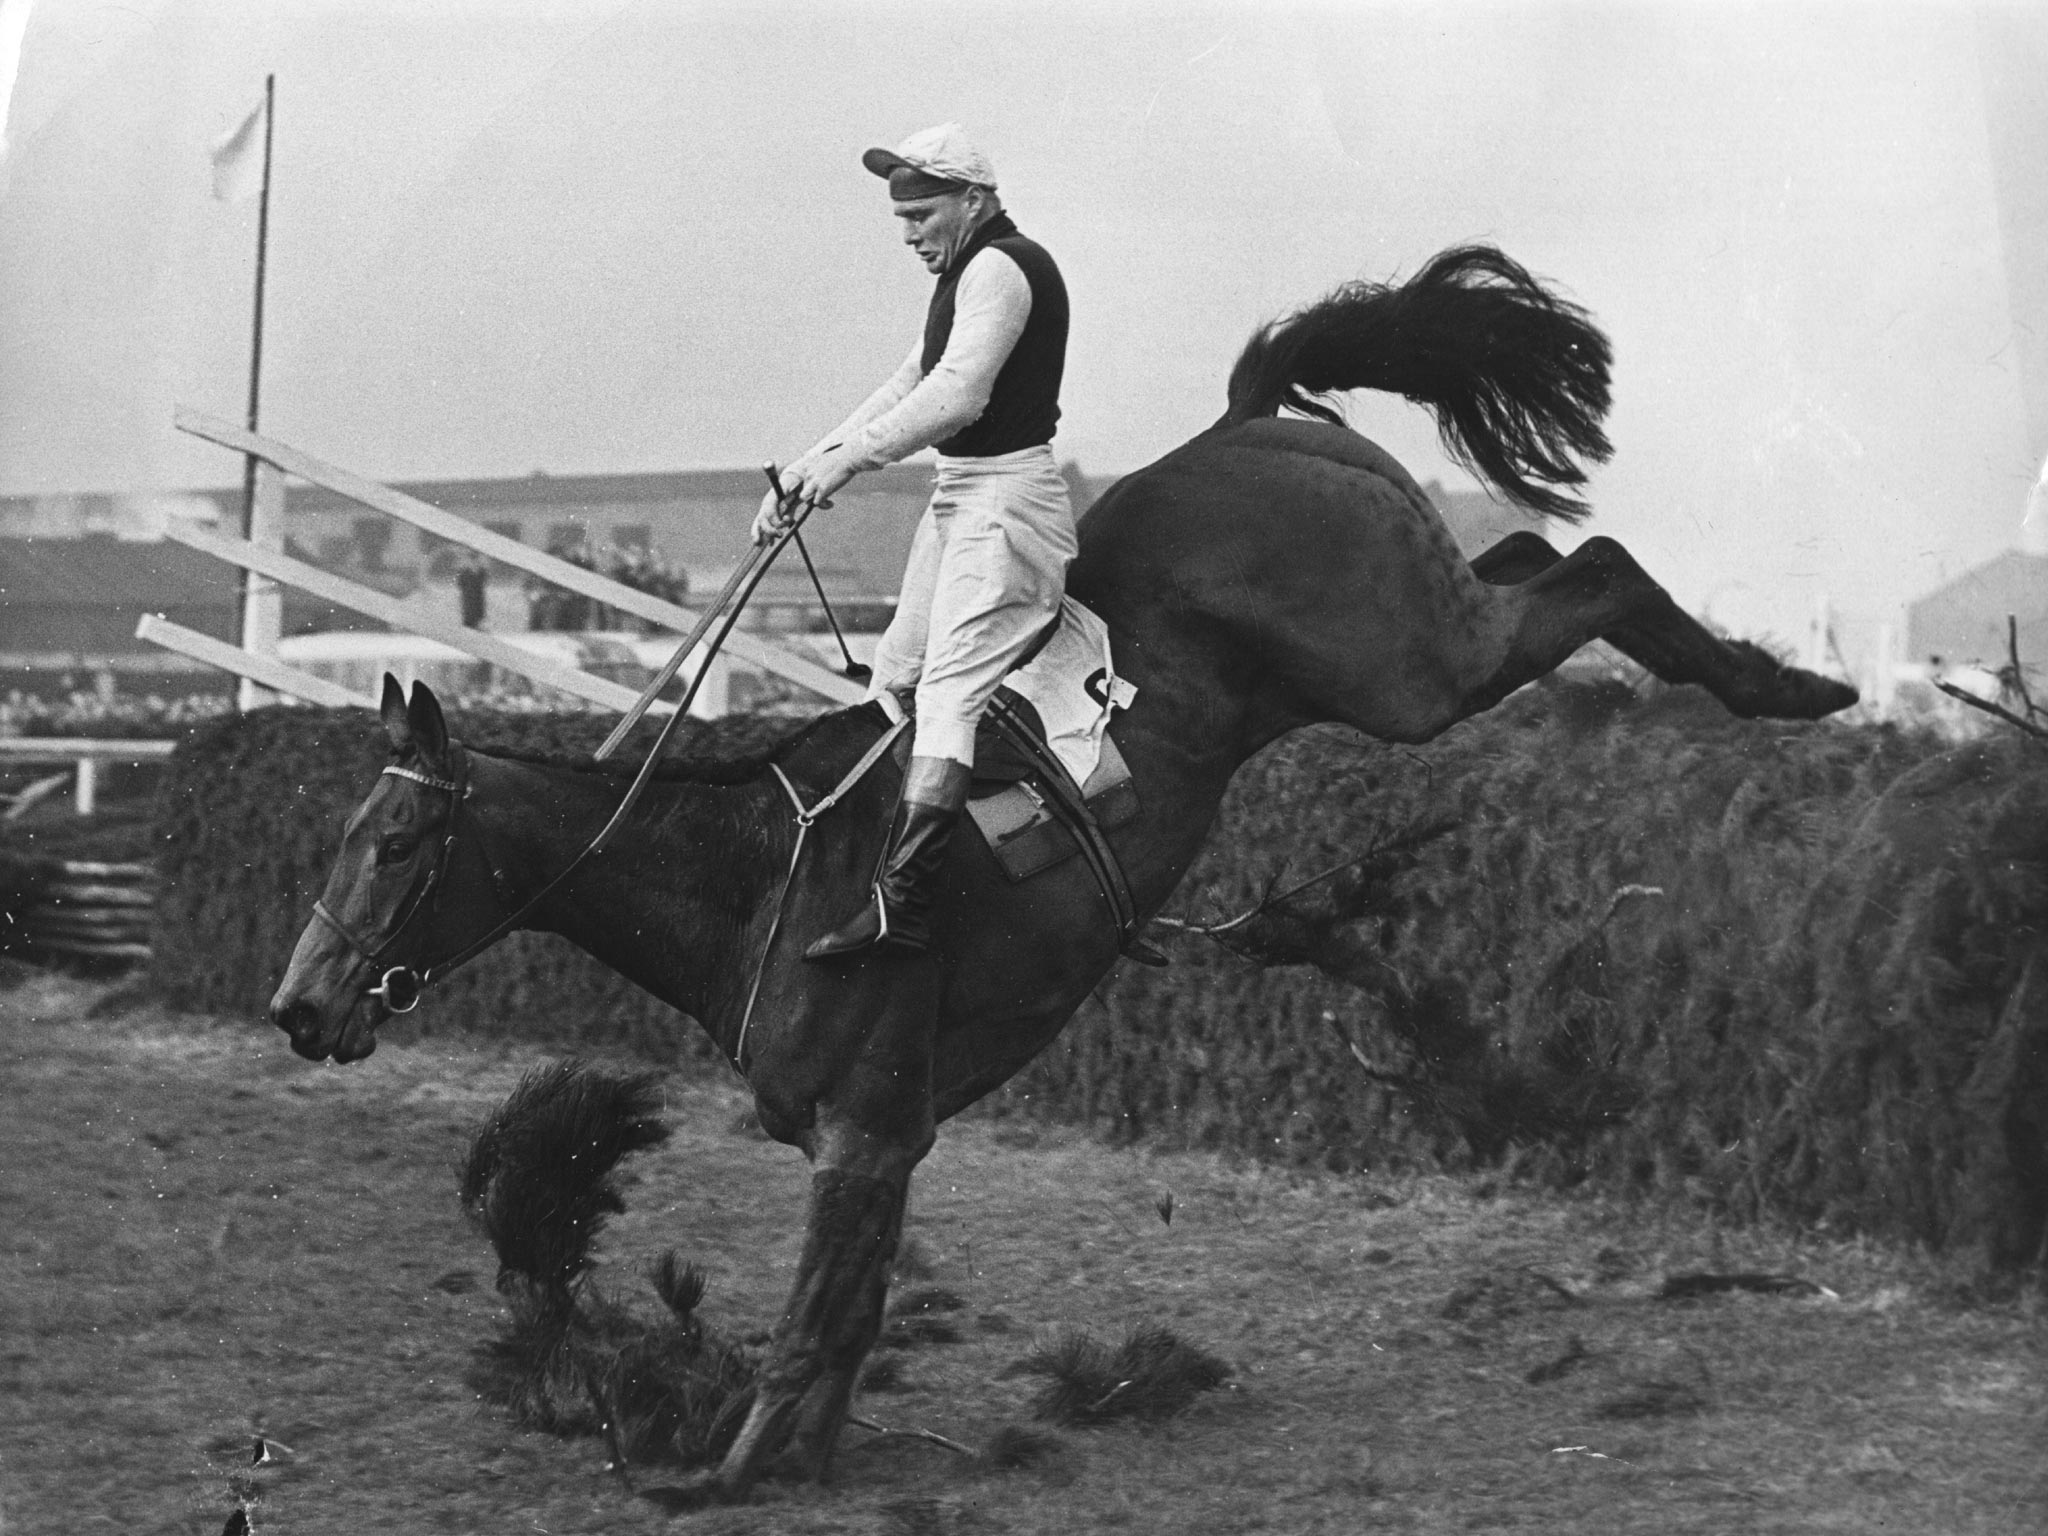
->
[[135, 615, 373, 709], [0, 738, 178, 760], [35, 938, 152, 960], [174, 407, 865, 705], [1, 771, 71, 822], [44, 883, 155, 907], [26, 911, 152, 938], [159, 522, 654, 715]]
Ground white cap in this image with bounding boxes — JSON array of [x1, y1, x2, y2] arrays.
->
[[861, 122, 998, 196]]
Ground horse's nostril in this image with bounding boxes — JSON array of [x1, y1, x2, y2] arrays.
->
[[271, 998, 314, 1038]]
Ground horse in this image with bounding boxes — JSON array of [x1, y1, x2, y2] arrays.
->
[[267, 245, 1856, 1500]]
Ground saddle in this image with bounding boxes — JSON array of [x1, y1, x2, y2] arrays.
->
[[886, 684, 1165, 967], [966, 690, 1139, 875]]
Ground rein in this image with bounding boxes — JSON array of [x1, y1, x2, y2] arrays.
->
[[338, 501, 825, 1012]]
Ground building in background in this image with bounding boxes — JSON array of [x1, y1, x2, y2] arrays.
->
[[0, 463, 1540, 699], [1906, 551, 2048, 671], [0, 526, 376, 697], [0, 460, 1088, 693]]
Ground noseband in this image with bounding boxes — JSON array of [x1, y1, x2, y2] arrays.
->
[[310, 763, 470, 1015]]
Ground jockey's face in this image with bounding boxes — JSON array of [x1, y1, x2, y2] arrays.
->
[[894, 187, 989, 275]]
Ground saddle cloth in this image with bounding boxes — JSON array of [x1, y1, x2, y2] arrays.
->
[[997, 596, 1136, 789], [968, 596, 1140, 885], [881, 595, 1142, 885]]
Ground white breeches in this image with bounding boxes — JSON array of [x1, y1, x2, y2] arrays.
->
[[865, 445, 1077, 766]]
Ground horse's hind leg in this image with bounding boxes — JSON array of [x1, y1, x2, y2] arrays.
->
[[1469, 535, 1857, 719], [1470, 529, 1566, 585]]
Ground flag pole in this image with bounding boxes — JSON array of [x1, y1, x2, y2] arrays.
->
[[235, 74, 278, 711]]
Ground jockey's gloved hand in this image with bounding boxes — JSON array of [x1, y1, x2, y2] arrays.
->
[[752, 484, 796, 546], [781, 443, 859, 513]]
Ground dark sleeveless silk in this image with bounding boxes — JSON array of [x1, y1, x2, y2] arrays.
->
[[918, 213, 1068, 457]]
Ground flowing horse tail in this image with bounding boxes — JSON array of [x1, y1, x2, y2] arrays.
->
[[1218, 245, 1614, 521]]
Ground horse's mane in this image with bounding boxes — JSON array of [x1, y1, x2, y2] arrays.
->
[[1217, 244, 1613, 521], [466, 705, 883, 788]]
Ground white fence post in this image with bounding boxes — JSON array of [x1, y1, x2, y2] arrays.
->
[[236, 459, 287, 711]]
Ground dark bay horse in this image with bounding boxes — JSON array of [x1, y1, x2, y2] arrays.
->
[[268, 246, 1855, 1499]]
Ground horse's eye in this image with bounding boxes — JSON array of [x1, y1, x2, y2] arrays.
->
[[378, 836, 416, 866]]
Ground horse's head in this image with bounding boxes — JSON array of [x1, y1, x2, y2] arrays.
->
[[269, 675, 498, 1063]]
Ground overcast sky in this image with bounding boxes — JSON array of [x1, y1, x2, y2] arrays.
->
[[3, 0, 2045, 651]]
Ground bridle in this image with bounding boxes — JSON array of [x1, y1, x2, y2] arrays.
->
[[309, 482, 860, 1019], [309, 761, 473, 1014]]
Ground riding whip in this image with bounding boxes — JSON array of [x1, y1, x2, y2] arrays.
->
[[764, 464, 872, 685]]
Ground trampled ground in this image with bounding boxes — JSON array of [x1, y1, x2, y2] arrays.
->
[[1, 972, 2042, 1535]]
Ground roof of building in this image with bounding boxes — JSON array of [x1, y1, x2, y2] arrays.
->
[[283, 463, 946, 517], [0, 535, 241, 608], [1910, 549, 2048, 611], [0, 460, 1096, 524]]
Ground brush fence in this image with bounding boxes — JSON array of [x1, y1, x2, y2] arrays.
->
[[146, 687, 2048, 1273]]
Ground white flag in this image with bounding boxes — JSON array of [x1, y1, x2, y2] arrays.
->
[[211, 93, 267, 202]]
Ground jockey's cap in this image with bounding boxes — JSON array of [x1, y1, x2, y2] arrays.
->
[[862, 122, 997, 201]]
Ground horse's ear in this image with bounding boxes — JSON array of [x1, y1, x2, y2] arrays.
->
[[406, 681, 450, 766], [380, 674, 412, 752]]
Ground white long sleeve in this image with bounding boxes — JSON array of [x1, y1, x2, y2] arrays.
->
[[800, 347, 924, 466], [799, 247, 1034, 472]]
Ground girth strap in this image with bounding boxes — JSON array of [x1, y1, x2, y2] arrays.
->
[[983, 693, 1151, 957]]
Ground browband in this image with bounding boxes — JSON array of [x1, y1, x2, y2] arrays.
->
[[383, 765, 463, 794]]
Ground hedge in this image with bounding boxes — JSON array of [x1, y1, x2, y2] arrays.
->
[[989, 684, 2045, 1271], [143, 683, 2048, 1271]]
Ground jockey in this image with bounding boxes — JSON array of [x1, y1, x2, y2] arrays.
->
[[755, 123, 1074, 960]]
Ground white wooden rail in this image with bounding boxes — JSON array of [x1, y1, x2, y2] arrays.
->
[[160, 520, 658, 714], [135, 614, 374, 709], [172, 407, 865, 707], [0, 736, 178, 816]]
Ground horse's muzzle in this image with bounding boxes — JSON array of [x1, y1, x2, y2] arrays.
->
[[271, 910, 396, 1062], [269, 987, 384, 1063]]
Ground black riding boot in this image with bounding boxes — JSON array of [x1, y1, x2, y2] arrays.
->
[[805, 758, 968, 961]]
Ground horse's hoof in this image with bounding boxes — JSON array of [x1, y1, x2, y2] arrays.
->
[[637, 1471, 741, 1513], [1809, 678, 1860, 718], [1769, 672, 1858, 720]]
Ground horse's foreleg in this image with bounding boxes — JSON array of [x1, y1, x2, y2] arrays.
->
[[1472, 536, 1857, 720], [770, 1156, 914, 1479], [698, 1153, 914, 1496]]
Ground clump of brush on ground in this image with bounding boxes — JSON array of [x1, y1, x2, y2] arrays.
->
[[1009, 1324, 1233, 1426], [459, 1058, 757, 1470]]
